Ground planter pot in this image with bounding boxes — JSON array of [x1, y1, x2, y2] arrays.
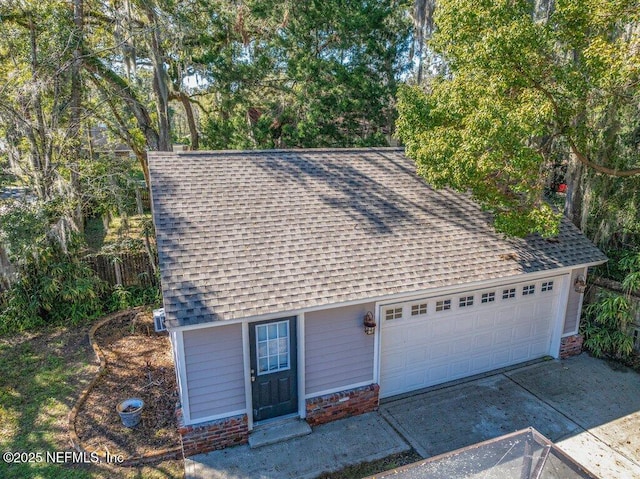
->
[[117, 398, 144, 428]]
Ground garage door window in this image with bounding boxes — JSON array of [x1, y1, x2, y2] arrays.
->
[[385, 307, 403, 320], [411, 303, 427, 316], [522, 285, 535, 296], [459, 296, 474, 307], [436, 299, 451, 311], [502, 288, 516, 299], [481, 292, 495, 303], [541, 281, 554, 292]]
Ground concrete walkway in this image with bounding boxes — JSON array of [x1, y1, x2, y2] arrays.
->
[[186, 355, 640, 478], [381, 355, 640, 479], [185, 412, 409, 479]]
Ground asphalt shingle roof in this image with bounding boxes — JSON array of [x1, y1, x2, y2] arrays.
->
[[148, 148, 607, 328]]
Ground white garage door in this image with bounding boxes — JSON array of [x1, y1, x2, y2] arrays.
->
[[379, 276, 563, 398]]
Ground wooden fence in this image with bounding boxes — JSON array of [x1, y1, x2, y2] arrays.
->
[[85, 252, 157, 288]]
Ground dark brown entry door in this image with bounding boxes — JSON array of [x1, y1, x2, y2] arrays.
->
[[249, 317, 298, 422]]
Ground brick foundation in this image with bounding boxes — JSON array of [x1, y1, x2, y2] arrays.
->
[[176, 405, 248, 457], [559, 334, 584, 359], [305, 384, 380, 427]]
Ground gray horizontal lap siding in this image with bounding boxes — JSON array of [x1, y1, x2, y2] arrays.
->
[[563, 268, 585, 335], [183, 323, 246, 420], [305, 303, 375, 395]]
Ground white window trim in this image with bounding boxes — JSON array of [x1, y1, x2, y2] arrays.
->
[[550, 274, 572, 357], [242, 321, 253, 430], [297, 313, 306, 419], [174, 330, 192, 424]]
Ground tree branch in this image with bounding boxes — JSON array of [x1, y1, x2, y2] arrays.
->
[[513, 62, 640, 178]]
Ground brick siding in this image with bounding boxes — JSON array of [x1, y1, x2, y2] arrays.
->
[[176, 405, 248, 457], [305, 384, 380, 427], [559, 334, 584, 359]]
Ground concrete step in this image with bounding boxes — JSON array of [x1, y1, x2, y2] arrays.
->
[[248, 418, 312, 449]]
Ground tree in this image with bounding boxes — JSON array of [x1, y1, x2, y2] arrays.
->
[[397, 0, 640, 238], [199, 0, 412, 149]]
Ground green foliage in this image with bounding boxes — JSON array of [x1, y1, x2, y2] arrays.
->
[[582, 292, 634, 359], [595, 249, 640, 283], [582, 251, 640, 359], [0, 238, 106, 334], [199, 0, 412, 149], [79, 155, 140, 219], [397, 0, 640, 237], [620, 252, 640, 294], [107, 284, 162, 312]]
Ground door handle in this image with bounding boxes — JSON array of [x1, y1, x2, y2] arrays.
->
[[251, 369, 255, 382]]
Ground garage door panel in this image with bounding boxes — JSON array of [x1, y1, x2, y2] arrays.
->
[[491, 347, 512, 366], [407, 348, 428, 364], [429, 364, 450, 384], [510, 345, 531, 362], [429, 341, 452, 359], [512, 322, 534, 340], [384, 351, 407, 371], [472, 354, 493, 372], [384, 328, 407, 348], [529, 339, 550, 356], [450, 359, 471, 377], [537, 301, 555, 318], [453, 340, 471, 355], [493, 327, 515, 346], [476, 313, 496, 328], [405, 371, 427, 390], [431, 319, 452, 338], [380, 276, 563, 398], [474, 332, 494, 350]]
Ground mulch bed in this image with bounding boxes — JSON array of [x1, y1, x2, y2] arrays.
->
[[75, 309, 180, 458]]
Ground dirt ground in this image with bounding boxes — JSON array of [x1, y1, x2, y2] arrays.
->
[[75, 309, 180, 458]]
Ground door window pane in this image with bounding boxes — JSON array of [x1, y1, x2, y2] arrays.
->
[[256, 320, 291, 375], [259, 358, 268, 373], [278, 322, 287, 336], [258, 326, 267, 341], [268, 324, 277, 339]]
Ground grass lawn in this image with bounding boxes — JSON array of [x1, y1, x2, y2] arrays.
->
[[0, 323, 183, 479]]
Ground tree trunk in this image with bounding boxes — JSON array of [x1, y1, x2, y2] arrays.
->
[[177, 92, 199, 149], [145, 5, 172, 151], [84, 58, 160, 150], [564, 151, 584, 229], [70, 0, 84, 233]]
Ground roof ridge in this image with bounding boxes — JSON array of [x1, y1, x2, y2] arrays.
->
[[149, 147, 405, 158]]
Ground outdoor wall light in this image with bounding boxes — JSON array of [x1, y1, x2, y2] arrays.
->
[[363, 311, 376, 335], [574, 274, 587, 294]]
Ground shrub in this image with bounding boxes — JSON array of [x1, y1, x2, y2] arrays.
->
[[107, 284, 162, 312], [0, 241, 106, 334], [582, 251, 640, 359], [582, 292, 634, 359]]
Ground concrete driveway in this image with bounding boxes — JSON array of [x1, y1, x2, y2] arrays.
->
[[380, 355, 640, 478], [186, 355, 640, 478]]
